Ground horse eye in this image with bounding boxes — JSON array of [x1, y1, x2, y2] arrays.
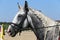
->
[[18, 15, 21, 17], [18, 15, 23, 18]]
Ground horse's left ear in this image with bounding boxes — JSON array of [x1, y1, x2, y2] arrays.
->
[[17, 2, 21, 9], [24, 1, 29, 12]]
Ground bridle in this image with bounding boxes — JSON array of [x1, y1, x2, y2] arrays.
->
[[10, 1, 29, 33]]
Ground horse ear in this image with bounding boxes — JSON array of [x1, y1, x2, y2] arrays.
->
[[24, 1, 29, 12], [17, 2, 21, 9]]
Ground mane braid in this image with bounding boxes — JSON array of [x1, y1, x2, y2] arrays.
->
[[34, 14, 42, 20], [29, 8, 45, 26]]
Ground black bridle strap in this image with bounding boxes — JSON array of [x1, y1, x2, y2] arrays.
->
[[12, 22, 60, 30]]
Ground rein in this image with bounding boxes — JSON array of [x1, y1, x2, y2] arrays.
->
[[12, 22, 60, 30]]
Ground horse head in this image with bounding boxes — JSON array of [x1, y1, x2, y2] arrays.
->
[[7, 1, 44, 40], [7, 1, 29, 37]]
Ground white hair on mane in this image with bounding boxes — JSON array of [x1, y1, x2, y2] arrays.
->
[[29, 8, 60, 40], [29, 8, 58, 27]]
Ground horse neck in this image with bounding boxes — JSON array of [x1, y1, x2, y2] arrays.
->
[[30, 8, 56, 26], [27, 12, 45, 40], [28, 8, 57, 40]]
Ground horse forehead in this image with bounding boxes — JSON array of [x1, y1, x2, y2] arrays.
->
[[17, 11, 25, 15]]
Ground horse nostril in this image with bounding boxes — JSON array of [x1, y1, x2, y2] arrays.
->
[[7, 29, 11, 33], [9, 30, 11, 33]]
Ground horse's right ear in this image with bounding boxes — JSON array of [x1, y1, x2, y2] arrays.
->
[[24, 1, 29, 12], [17, 2, 21, 9]]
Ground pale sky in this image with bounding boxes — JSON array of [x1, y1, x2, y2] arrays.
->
[[0, 0, 60, 22]]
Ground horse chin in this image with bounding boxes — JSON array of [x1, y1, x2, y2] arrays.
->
[[10, 33, 17, 37], [8, 31, 18, 37], [10, 31, 22, 37]]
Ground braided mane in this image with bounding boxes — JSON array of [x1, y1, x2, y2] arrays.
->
[[29, 8, 57, 27]]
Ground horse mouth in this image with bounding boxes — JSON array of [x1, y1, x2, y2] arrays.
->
[[7, 30, 17, 37], [8, 32, 17, 37]]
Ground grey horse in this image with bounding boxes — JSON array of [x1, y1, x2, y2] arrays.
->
[[7, 1, 60, 40]]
